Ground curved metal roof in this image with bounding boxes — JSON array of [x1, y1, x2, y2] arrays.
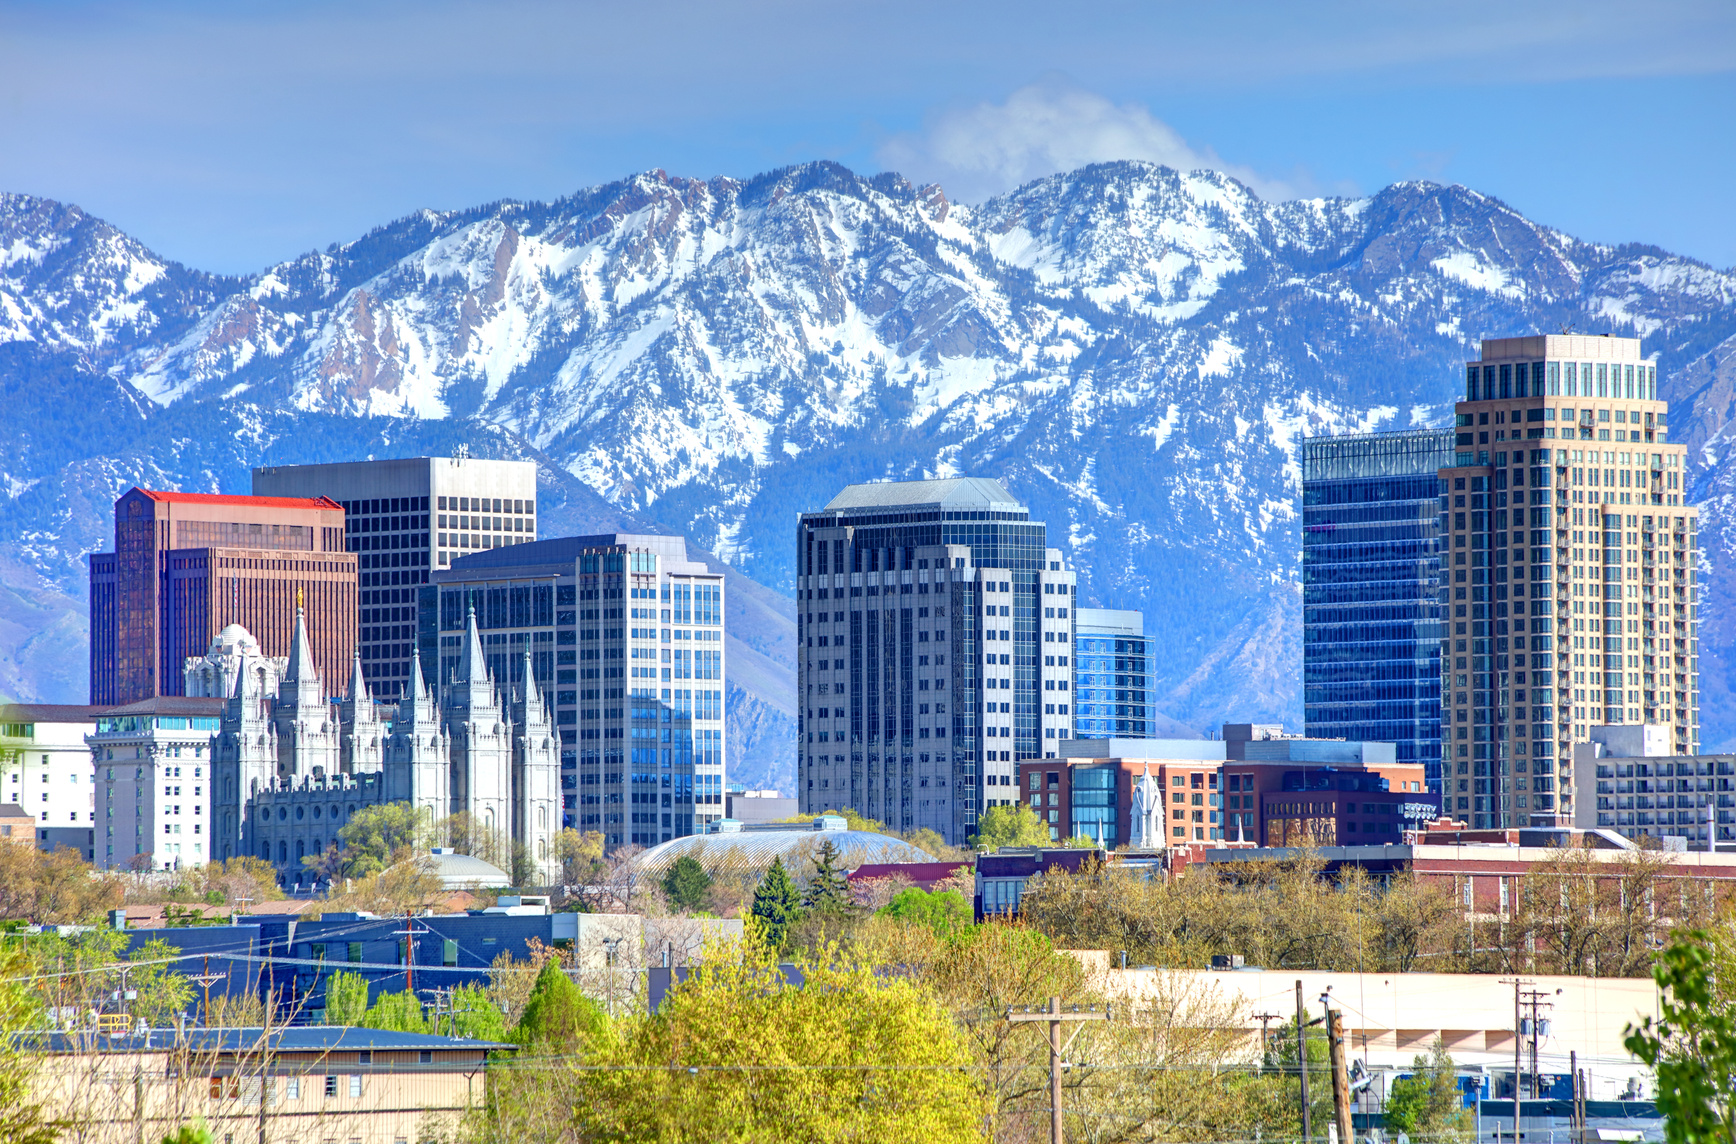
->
[[630, 828, 929, 878]]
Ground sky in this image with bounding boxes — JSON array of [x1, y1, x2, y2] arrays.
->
[[1, 0, 1732, 276]]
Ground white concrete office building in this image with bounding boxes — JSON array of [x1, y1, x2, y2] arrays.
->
[[0, 704, 101, 858], [86, 697, 225, 870], [796, 478, 1077, 847]]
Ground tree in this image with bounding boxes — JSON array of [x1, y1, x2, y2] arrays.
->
[[128, 938, 195, 1028], [661, 856, 713, 912], [447, 982, 507, 1042], [553, 828, 607, 885], [511, 960, 607, 1049], [0, 946, 59, 1144], [969, 803, 1050, 851], [334, 803, 430, 876], [1626, 930, 1736, 1144], [802, 840, 854, 916], [1385, 1040, 1472, 1142], [158, 1123, 214, 1144], [561, 938, 986, 1142], [750, 857, 805, 953], [877, 887, 973, 938], [0, 842, 123, 923], [323, 971, 370, 1026], [780, 807, 889, 833], [316, 857, 447, 917], [362, 989, 431, 1033]]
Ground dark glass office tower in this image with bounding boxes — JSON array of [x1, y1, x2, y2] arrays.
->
[[1302, 428, 1454, 791], [796, 479, 1077, 846]]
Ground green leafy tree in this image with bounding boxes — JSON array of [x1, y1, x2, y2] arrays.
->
[[780, 808, 888, 833], [0, 946, 58, 1144], [750, 857, 805, 954], [562, 938, 985, 1141], [323, 971, 370, 1026], [1626, 930, 1736, 1144], [362, 989, 430, 1033], [803, 840, 855, 916], [969, 803, 1050, 850], [447, 982, 508, 1042], [877, 887, 973, 938], [511, 960, 607, 1048], [1385, 1040, 1471, 1142], [129, 938, 195, 1027], [661, 856, 713, 912], [333, 802, 430, 876], [159, 1123, 214, 1144]]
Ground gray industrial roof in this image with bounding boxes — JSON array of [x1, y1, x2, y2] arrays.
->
[[822, 477, 1023, 512], [630, 827, 929, 878]]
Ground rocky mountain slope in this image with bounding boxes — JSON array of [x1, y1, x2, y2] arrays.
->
[[4, 161, 1736, 788]]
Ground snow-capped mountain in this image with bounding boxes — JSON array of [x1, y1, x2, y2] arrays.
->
[[5, 160, 1736, 787]]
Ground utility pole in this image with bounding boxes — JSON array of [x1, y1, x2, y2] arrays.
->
[[1007, 996, 1110, 1144], [1500, 978, 1529, 1142], [1519, 988, 1556, 1100], [1252, 1010, 1283, 1063], [188, 954, 225, 1026], [1296, 981, 1313, 1144], [1569, 1051, 1580, 1138], [1321, 997, 1353, 1144]]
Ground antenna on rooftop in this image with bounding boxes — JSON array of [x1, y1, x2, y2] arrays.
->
[[453, 444, 470, 465]]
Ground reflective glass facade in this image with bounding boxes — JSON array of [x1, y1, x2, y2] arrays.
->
[[1073, 610, 1154, 738], [1302, 429, 1454, 791]]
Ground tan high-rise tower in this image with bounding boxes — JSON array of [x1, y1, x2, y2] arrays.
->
[[1440, 335, 1699, 830]]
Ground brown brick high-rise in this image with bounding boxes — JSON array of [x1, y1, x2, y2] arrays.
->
[[89, 489, 357, 705], [1439, 335, 1698, 831]]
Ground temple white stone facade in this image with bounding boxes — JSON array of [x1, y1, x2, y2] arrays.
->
[[210, 607, 560, 887], [184, 624, 287, 698]]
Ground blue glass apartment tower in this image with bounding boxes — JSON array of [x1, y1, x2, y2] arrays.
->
[[1301, 428, 1454, 791], [1072, 608, 1154, 738]]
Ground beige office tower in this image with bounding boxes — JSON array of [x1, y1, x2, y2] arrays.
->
[[1440, 335, 1698, 830]]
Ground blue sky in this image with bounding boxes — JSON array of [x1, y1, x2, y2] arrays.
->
[[2, 0, 1731, 275]]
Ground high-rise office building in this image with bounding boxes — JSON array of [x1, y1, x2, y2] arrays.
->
[[252, 456, 539, 698], [1441, 334, 1698, 829], [796, 478, 1076, 846], [429, 534, 726, 847], [88, 489, 356, 706], [1301, 428, 1454, 790], [1072, 608, 1155, 739]]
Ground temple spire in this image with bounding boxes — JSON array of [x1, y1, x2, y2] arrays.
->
[[281, 602, 323, 709]]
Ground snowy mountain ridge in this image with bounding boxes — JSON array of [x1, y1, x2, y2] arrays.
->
[[5, 160, 1736, 788]]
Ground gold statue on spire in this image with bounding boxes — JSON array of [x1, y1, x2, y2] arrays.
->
[[296, 586, 304, 610]]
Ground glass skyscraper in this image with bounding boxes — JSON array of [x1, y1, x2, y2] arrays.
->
[[1072, 608, 1154, 738], [1301, 428, 1454, 791]]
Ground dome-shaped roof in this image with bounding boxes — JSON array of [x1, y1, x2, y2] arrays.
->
[[629, 821, 930, 880], [410, 848, 511, 889], [209, 623, 261, 658]]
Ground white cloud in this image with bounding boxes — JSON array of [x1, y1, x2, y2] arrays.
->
[[878, 77, 1298, 203]]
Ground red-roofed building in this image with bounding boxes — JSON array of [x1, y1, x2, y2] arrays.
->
[[89, 487, 357, 705]]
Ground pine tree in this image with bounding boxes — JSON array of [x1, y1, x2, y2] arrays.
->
[[661, 855, 712, 912], [750, 857, 804, 953], [802, 840, 854, 916]]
